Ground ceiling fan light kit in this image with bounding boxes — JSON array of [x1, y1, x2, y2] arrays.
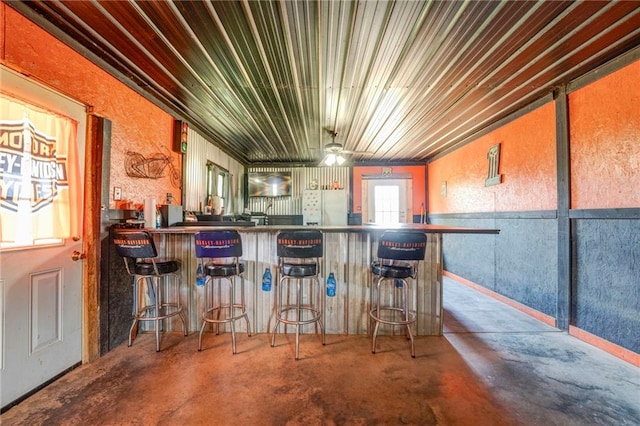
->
[[322, 153, 346, 166]]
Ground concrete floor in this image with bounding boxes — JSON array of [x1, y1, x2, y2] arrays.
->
[[2, 277, 639, 425]]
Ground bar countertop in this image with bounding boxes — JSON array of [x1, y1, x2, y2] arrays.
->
[[146, 223, 500, 235]]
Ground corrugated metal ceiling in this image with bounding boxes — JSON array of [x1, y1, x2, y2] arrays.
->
[[9, 0, 640, 165]]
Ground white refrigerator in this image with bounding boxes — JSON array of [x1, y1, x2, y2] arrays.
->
[[302, 189, 348, 226]]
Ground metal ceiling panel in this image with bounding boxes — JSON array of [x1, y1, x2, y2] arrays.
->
[[9, 0, 640, 165]]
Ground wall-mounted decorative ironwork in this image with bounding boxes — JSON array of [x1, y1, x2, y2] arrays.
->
[[485, 143, 502, 187], [125, 150, 181, 189]]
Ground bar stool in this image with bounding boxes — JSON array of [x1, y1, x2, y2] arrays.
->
[[194, 230, 251, 354], [271, 230, 325, 360], [113, 230, 187, 352], [370, 231, 427, 357]]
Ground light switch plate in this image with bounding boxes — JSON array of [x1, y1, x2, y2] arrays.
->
[[114, 186, 122, 200]]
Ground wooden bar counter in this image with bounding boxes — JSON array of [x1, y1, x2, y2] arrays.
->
[[142, 223, 498, 337]]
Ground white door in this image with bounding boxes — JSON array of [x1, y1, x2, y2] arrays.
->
[[0, 67, 86, 409], [363, 178, 413, 224]]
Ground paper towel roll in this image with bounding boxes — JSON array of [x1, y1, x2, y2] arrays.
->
[[144, 198, 156, 228]]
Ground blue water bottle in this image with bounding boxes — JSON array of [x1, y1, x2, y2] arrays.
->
[[196, 263, 206, 287], [327, 272, 336, 297], [262, 267, 272, 291]]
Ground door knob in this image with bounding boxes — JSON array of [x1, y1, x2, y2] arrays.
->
[[71, 251, 86, 261]]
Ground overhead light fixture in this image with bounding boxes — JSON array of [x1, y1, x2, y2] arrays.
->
[[322, 153, 346, 166], [324, 153, 336, 166]]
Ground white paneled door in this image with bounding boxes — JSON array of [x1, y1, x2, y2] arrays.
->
[[0, 67, 86, 409]]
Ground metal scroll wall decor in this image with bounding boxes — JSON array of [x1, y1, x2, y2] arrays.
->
[[125, 150, 181, 189]]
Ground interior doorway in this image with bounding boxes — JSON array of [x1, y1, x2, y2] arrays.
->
[[361, 177, 413, 224]]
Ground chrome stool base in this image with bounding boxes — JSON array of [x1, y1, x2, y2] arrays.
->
[[370, 279, 416, 358], [129, 275, 188, 352], [369, 232, 427, 358], [198, 276, 251, 354], [272, 230, 325, 360], [114, 230, 188, 353], [195, 231, 251, 354], [270, 278, 326, 360]]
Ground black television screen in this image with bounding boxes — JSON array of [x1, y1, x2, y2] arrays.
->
[[248, 171, 292, 197]]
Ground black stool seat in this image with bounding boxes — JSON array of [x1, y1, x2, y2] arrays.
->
[[370, 231, 426, 358], [281, 262, 317, 277], [272, 230, 325, 360], [205, 263, 245, 277], [113, 229, 187, 352], [195, 230, 251, 354], [371, 261, 413, 279], [133, 259, 179, 276]]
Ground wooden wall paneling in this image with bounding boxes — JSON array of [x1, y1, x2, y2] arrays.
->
[[241, 232, 258, 334], [346, 232, 371, 335], [422, 234, 443, 335], [251, 231, 278, 334], [323, 233, 348, 334], [149, 230, 443, 337]]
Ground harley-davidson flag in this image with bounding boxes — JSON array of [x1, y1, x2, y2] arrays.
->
[[0, 94, 80, 243]]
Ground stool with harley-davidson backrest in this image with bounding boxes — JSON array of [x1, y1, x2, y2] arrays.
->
[[271, 230, 325, 360], [194, 230, 251, 354], [113, 229, 188, 352], [370, 231, 427, 357]]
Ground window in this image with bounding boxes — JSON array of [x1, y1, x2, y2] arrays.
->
[[374, 185, 400, 224], [206, 161, 230, 214]]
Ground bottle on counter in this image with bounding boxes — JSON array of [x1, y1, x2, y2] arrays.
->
[[196, 263, 206, 287], [326, 272, 336, 297], [262, 267, 272, 291], [155, 208, 162, 228]]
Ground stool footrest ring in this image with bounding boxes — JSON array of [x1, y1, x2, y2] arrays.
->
[[369, 306, 416, 326]]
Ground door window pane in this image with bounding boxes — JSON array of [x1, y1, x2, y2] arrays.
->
[[374, 185, 399, 224]]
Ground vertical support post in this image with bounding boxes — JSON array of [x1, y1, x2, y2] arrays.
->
[[555, 86, 571, 331]]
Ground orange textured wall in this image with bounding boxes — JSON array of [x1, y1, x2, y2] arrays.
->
[[352, 165, 426, 215], [1, 6, 181, 209], [569, 60, 640, 209], [428, 103, 556, 214]]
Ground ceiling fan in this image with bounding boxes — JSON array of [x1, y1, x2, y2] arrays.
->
[[319, 129, 370, 166]]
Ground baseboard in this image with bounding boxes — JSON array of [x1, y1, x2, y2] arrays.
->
[[569, 326, 640, 367], [444, 270, 639, 367]]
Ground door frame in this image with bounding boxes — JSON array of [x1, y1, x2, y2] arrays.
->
[[361, 174, 414, 224], [84, 114, 108, 362]]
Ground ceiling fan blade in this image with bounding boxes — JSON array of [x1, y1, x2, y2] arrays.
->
[[342, 149, 373, 155]]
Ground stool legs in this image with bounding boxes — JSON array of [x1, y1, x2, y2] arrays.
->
[[271, 276, 325, 360], [370, 277, 416, 357], [198, 275, 251, 354], [129, 274, 187, 352]]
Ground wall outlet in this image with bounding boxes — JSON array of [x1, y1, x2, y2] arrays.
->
[[114, 187, 122, 201]]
